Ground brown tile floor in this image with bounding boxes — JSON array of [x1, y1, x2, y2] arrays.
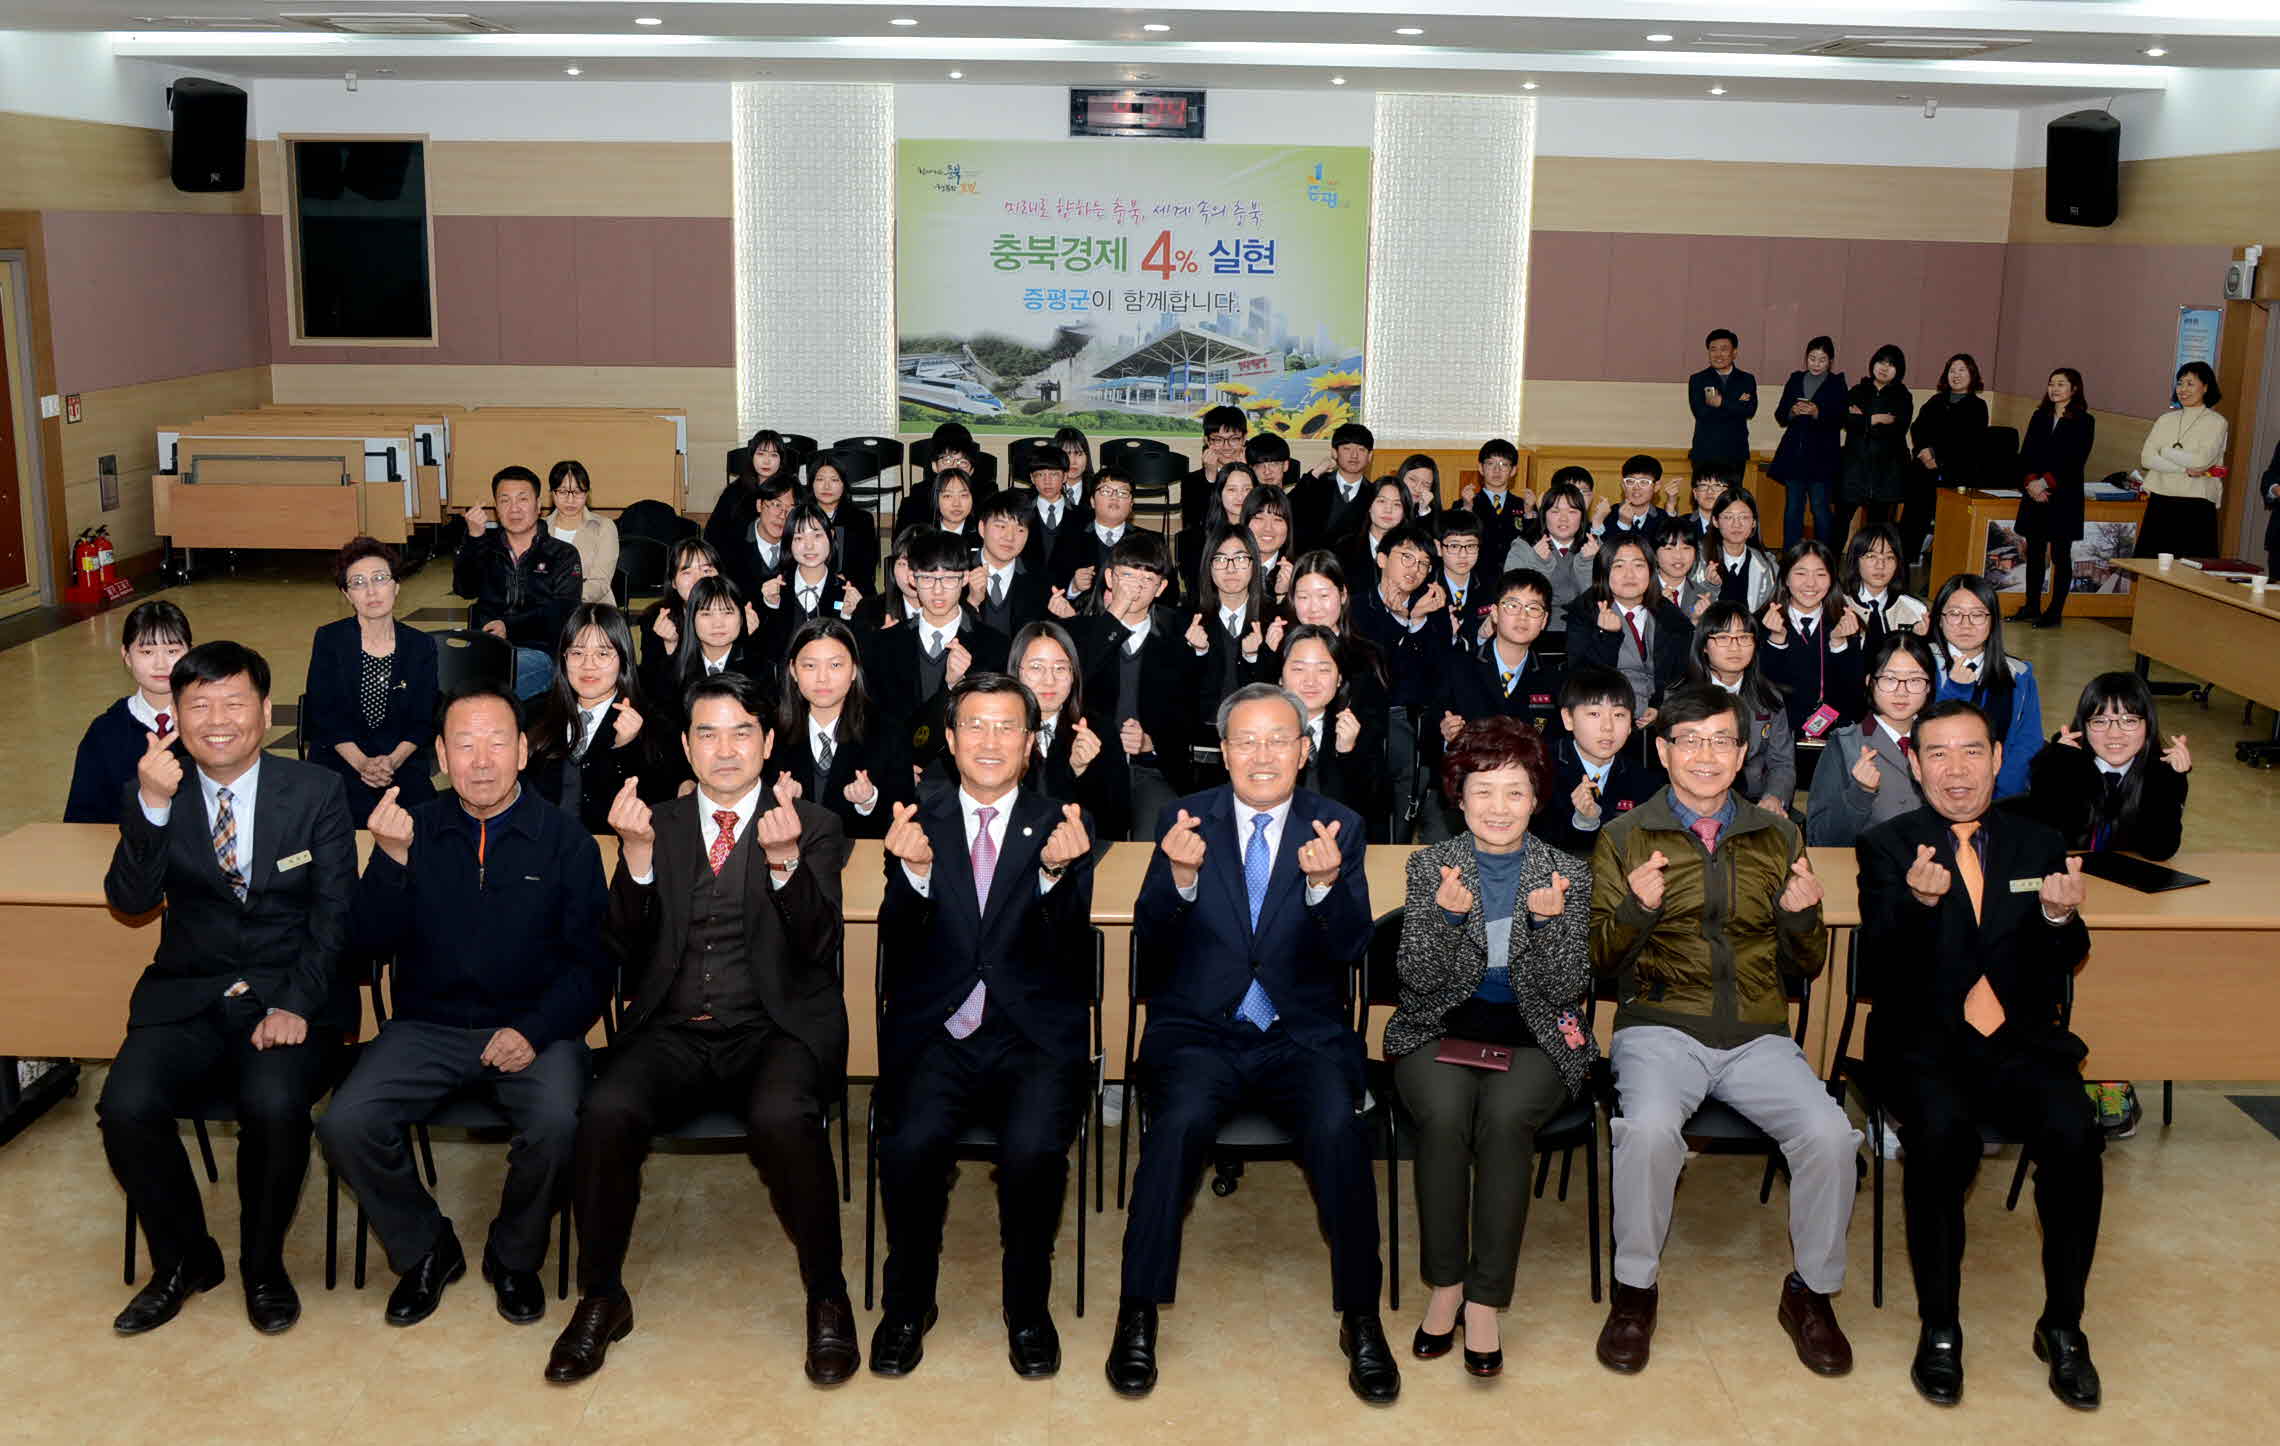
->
[[5, 560, 2280, 1441]]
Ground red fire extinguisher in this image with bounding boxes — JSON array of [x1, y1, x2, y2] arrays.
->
[[94, 526, 117, 585], [65, 531, 99, 603]]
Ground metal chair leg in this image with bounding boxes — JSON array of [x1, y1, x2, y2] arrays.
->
[[1115, 1085, 1133, 1210], [325, 1164, 340, 1291], [124, 1204, 137, 1285], [354, 1201, 369, 1290], [862, 1101, 880, 1313], [1094, 1088, 1106, 1214], [1557, 1145, 1574, 1203], [415, 1123, 438, 1187], [2005, 1146, 2031, 1211], [1758, 1153, 1780, 1205], [1384, 1109, 1400, 1313], [1870, 1111, 1885, 1310], [1075, 1114, 1088, 1319], [193, 1118, 220, 1184], [2163, 1080, 2173, 1127], [839, 1087, 852, 1204], [1584, 1122, 1602, 1304], [1533, 1148, 1553, 1199]]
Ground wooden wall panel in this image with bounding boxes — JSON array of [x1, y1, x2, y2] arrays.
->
[[426, 141, 731, 218], [0, 112, 257, 215], [2009, 153, 2280, 247], [58, 365, 272, 560], [1534, 157, 2011, 242]]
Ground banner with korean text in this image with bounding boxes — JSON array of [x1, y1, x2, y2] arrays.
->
[[896, 139, 1370, 437]]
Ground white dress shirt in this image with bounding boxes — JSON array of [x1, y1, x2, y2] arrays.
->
[[1172, 793, 1332, 906], [1093, 522, 1127, 548], [751, 521, 783, 571], [811, 716, 876, 816], [792, 567, 829, 613], [902, 787, 1057, 897], [1038, 499, 1063, 532], [126, 691, 168, 731], [143, 756, 262, 871], [984, 557, 1019, 605], [629, 780, 791, 889], [921, 613, 964, 658], [1117, 613, 1153, 655]]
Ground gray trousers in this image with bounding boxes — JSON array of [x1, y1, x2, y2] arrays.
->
[[1394, 1045, 1570, 1307], [318, 1019, 589, 1274], [1609, 1026, 1859, 1294]]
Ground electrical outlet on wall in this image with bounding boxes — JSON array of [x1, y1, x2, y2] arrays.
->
[[99, 455, 119, 512]]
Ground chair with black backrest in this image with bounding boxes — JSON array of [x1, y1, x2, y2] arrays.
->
[[1120, 448, 1191, 538], [864, 927, 1106, 1315], [293, 693, 312, 761], [908, 438, 1001, 493], [1360, 907, 1605, 1307], [1827, 932, 2045, 1308], [778, 434, 819, 478], [1114, 932, 1380, 1310], [615, 535, 671, 613], [1598, 967, 1844, 1292], [344, 956, 575, 1298], [616, 498, 697, 549], [432, 629, 515, 695], [833, 436, 906, 495], [828, 446, 900, 547], [1097, 437, 1170, 477]]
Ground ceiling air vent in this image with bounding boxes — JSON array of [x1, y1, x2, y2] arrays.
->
[[1798, 34, 2030, 59], [283, 12, 512, 34]]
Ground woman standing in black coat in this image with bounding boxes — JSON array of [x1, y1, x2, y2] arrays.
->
[[305, 537, 439, 822], [1906, 353, 1988, 580], [1769, 335, 1846, 546], [1838, 344, 1915, 535], [2011, 367, 2096, 629]]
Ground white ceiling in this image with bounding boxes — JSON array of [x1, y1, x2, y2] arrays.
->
[[17, 2, 2280, 105]]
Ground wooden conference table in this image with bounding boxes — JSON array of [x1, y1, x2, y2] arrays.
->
[[2114, 557, 2280, 713], [0, 823, 2270, 1083]]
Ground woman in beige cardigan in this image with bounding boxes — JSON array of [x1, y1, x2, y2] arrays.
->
[[546, 459, 621, 604], [2134, 362, 2230, 559]]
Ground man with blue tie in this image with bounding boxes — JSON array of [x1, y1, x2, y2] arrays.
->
[[1106, 682, 1396, 1404]]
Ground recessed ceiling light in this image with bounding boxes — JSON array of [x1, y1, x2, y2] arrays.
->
[[564, 66, 582, 76], [1647, 34, 1675, 43], [1707, 85, 1727, 95], [948, 70, 964, 79], [1330, 75, 1347, 85], [1143, 23, 1171, 32], [2143, 45, 2168, 57], [1521, 80, 1539, 90], [1395, 27, 1423, 36], [890, 17, 919, 26], [634, 16, 662, 25]]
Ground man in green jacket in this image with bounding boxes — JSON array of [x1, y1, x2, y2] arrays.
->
[[1588, 685, 1858, 1378]]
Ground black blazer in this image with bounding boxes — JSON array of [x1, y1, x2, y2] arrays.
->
[[1022, 494, 1093, 576], [1857, 806, 2089, 1066], [1770, 369, 1848, 484], [861, 615, 1012, 762], [1532, 736, 1665, 856], [1047, 522, 1130, 610], [877, 789, 1098, 1073], [608, 795, 852, 1077], [2015, 742, 2187, 861], [1185, 602, 1271, 731], [1758, 614, 1870, 733], [529, 710, 683, 835], [2015, 409, 2096, 543], [757, 568, 863, 658], [1030, 712, 1133, 845], [1561, 597, 1693, 711], [971, 557, 1054, 637], [1446, 639, 1566, 737], [304, 617, 441, 816], [817, 505, 881, 597], [1910, 392, 1989, 489], [1132, 786, 1372, 1091], [1840, 379, 1917, 506], [1300, 700, 1386, 836], [1466, 488, 1535, 565], [104, 753, 357, 1031], [1073, 610, 1201, 792], [762, 717, 916, 841], [1288, 473, 1370, 556], [719, 526, 794, 611]]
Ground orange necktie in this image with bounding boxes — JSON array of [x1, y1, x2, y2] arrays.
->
[[1952, 822, 2005, 1036]]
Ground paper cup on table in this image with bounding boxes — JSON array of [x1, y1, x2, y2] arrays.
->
[[2253, 575, 2271, 596], [2157, 552, 2175, 569]]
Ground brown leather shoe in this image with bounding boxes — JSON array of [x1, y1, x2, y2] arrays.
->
[[1776, 1273, 1854, 1376], [805, 1295, 861, 1386], [1595, 1282, 1658, 1373]]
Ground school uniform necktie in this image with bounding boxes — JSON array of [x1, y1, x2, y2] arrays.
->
[[945, 806, 997, 1038], [212, 787, 246, 901], [989, 573, 1005, 608], [1235, 813, 1278, 1030], [154, 712, 170, 736]]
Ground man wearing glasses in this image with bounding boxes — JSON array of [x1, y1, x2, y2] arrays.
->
[[1107, 682, 1393, 1404], [862, 529, 1012, 783], [1443, 569, 1565, 741], [1587, 685, 1858, 1379]]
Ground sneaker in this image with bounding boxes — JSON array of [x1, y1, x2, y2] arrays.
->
[[2111, 1084, 2142, 1139]]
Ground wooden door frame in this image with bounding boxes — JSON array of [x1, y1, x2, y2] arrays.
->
[[0, 217, 64, 602]]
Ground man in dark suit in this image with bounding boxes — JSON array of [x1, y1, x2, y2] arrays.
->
[[1289, 421, 1375, 555], [863, 529, 1012, 781], [546, 673, 856, 1386], [1687, 329, 1758, 476], [1857, 699, 2102, 1410], [1072, 531, 1200, 841], [1014, 439, 1089, 574], [719, 475, 798, 608], [969, 489, 1052, 636], [871, 674, 1098, 1379], [455, 466, 585, 699], [1106, 682, 1397, 1405], [318, 683, 609, 1330], [96, 641, 355, 1336], [1183, 405, 1251, 526]]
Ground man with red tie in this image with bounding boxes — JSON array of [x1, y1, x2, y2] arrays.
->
[[871, 673, 1098, 1379], [1857, 699, 2101, 1410]]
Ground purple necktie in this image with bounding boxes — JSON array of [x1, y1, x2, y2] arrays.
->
[[945, 804, 998, 1039]]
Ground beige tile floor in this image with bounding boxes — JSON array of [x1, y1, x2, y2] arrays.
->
[[4, 556, 2280, 1443]]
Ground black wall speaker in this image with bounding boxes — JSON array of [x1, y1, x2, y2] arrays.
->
[[2045, 109, 2120, 228], [168, 77, 248, 193]]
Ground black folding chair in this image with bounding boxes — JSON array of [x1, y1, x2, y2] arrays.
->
[[1120, 448, 1190, 537], [1828, 933, 2048, 1308], [1097, 437, 1170, 476], [864, 927, 1106, 1316], [432, 629, 515, 694], [910, 438, 999, 492], [832, 436, 906, 520], [615, 498, 697, 548], [1359, 907, 1603, 1307], [615, 535, 671, 611]]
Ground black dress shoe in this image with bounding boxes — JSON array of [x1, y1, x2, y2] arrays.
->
[[243, 1273, 301, 1335], [865, 1303, 935, 1378], [1462, 1321, 1503, 1379], [1340, 1312, 1402, 1405], [2032, 615, 2065, 630], [1911, 1323, 1964, 1406], [806, 1295, 862, 1386], [545, 1292, 634, 1383], [1412, 1323, 1455, 1359], [112, 1241, 226, 1335], [2007, 605, 2040, 623], [481, 1250, 545, 1325], [1104, 1299, 1159, 1398], [2033, 1324, 2101, 1410], [385, 1230, 466, 1327], [1005, 1309, 1061, 1378]]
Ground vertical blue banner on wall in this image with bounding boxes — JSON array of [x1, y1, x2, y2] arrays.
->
[[2171, 306, 2223, 407]]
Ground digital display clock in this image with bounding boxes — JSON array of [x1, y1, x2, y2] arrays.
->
[[1069, 88, 1206, 139]]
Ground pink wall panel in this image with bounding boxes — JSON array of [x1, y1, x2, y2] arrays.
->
[[431, 216, 501, 364], [44, 212, 268, 393], [493, 217, 582, 365], [650, 218, 734, 369], [574, 218, 657, 366], [1759, 238, 1851, 377], [1682, 237, 1768, 363], [1913, 241, 2005, 385], [1994, 242, 2231, 418], [1524, 230, 1611, 383], [1598, 234, 1692, 383], [1837, 241, 1928, 380]]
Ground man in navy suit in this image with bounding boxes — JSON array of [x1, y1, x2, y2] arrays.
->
[[1105, 682, 1397, 1405], [97, 641, 356, 1337], [871, 673, 1098, 1379]]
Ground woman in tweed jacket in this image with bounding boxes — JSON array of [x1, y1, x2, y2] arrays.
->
[[1384, 717, 1596, 1378]]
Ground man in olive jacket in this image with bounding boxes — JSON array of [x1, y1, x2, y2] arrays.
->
[[1587, 685, 1858, 1379]]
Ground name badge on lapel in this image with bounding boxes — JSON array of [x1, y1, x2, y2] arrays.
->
[[2008, 877, 2043, 894], [276, 850, 313, 872]]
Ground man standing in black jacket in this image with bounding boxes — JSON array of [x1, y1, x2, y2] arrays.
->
[[97, 642, 355, 1337], [1688, 329, 1758, 476], [1857, 699, 2102, 1410], [455, 465, 585, 699], [318, 682, 610, 1330]]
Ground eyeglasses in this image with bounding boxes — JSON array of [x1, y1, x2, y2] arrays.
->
[[1092, 486, 1132, 502], [1440, 540, 1480, 554], [954, 717, 1031, 739], [912, 572, 966, 590], [1706, 631, 1755, 646], [1211, 554, 1254, 570], [552, 484, 585, 496], [1669, 731, 1742, 757], [2086, 714, 2146, 733], [1494, 599, 1548, 617], [1223, 732, 1303, 756], [1941, 608, 1992, 624], [1874, 673, 1931, 694], [1018, 660, 1072, 680], [344, 571, 394, 590]]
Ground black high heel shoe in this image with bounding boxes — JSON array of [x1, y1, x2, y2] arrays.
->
[[1412, 1323, 1455, 1359], [1461, 1314, 1503, 1378]]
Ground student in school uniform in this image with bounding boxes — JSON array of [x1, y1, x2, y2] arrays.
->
[[1431, 510, 1495, 646], [1014, 439, 1090, 579], [1049, 469, 1138, 614], [1009, 620, 1129, 847], [965, 490, 1053, 639], [1838, 523, 1930, 656], [803, 450, 881, 600], [1805, 632, 1934, 847], [66, 600, 194, 825], [1290, 421, 1376, 554], [1243, 431, 1298, 496], [1756, 539, 1871, 791], [1393, 454, 1449, 529], [1597, 456, 1671, 547], [527, 603, 681, 834], [1182, 406, 1251, 528], [901, 468, 983, 557], [1240, 483, 1297, 611], [850, 529, 928, 635], [1351, 524, 1458, 842], [1177, 462, 1258, 598], [703, 429, 794, 561], [1650, 518, 1714, 624], [636, 538, 724, 708], [1441, 568, 1565, 739], [1684, 602, 1796, 817], [767, 617, 915, 841], [1335, 479, 1413, 589], [863, 529, 1013, 785], [1502, 478, 1599, 653], [1682, 466, 1732, 546], [1183, 526, 1274, 754], [1530, 667, 1664, 857], [1465, 437, 1535, 564], [1562, 537, 1692, 729], [1926, 573, 2044, 799], [1070, 531, 1200, 840], [2017, 671, 2189, 863], [670, 576, 774, 724], [1700, 489, 1779, 613], [1279, 623, 1387, 831], [756, 502, 864, 662]]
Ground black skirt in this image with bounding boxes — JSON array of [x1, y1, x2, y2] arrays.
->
[[2132, 493, 2220, 560]]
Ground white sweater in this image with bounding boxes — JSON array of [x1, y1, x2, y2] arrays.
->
[[2139, 405, 2229, 506]]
